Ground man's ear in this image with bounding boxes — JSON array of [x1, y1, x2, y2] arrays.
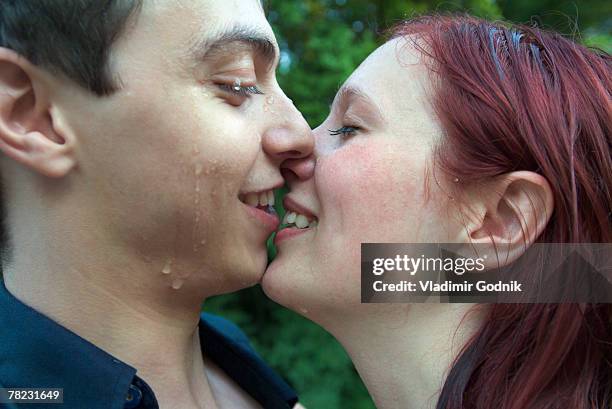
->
[[0, 47, 76, 178], [459, 171, 554, 268]]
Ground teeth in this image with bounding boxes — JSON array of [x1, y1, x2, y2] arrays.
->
[[267, 190, 275, 206], [241, 190, 319, 228], [246, 193, 259, 206], [282, 211, 318, 229], [259, 192, 268, 206], [242, 189, 276, 207], [295, 215, 309, 228]]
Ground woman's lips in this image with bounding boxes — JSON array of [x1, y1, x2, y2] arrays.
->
[[283, 196, 316, 220], [274, 226, 310, 245], [275, 196, 318, 245]]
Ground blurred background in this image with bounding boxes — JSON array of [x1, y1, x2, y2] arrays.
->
[[203, 1, 611, 408]]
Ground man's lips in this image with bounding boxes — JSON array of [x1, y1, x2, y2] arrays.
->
[[238, 185, 283, 233], [242, 202, 280, 233]]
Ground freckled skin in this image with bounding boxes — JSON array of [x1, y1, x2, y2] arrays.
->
[[319, 141, 419, 232], [263, 38, 459, 324]]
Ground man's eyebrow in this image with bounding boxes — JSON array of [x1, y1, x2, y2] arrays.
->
[[334, 85, 384, 122], [190, 25, 278, 68]]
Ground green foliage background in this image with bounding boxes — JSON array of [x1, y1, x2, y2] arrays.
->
[[204, 2, 611, 408]]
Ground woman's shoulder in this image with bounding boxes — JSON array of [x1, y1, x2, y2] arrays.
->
[[200, 312, 252, 345], [199, 313, 299, 409]]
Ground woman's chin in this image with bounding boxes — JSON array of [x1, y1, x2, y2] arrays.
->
[[262, 255, 297, 304], [263, 255, 320, 316]]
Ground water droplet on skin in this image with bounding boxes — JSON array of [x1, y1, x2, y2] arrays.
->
[[266, 96, 275, 105], [162, 259, 173, 275], [453, 177, 460, 183], [299, 307, 309, 314], [171, 278, 184, 290], [200, 239, 206, 245], [195, 163, 203, 176]]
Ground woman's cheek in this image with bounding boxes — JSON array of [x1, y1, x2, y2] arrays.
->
[[318, 141, 423, 241]]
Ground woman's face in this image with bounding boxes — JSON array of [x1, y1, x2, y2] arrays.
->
[[263, 38, 465, 319]]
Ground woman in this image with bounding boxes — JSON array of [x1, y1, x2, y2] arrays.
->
[[264, 15, 612, 409]]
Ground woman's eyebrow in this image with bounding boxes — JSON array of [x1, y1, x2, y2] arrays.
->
[[333, 85, 385, 123], [189, 25, 279, 69]]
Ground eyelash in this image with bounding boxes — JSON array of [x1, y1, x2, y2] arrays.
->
[[218, 83, 264, 97], [328, 126, 360, 138]]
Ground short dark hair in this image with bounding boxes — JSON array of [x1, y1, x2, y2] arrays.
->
[[0, 0, 142, 95], [0, 1, 142, 267]]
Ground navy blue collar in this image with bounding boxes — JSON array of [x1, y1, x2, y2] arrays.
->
[[0, 280, 297, 409], [0, 280, 139, 408]]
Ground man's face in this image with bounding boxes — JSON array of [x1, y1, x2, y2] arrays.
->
[[52, 0, 312, 292]]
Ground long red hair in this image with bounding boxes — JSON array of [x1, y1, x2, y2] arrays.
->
[[393, 16, 612, 409]]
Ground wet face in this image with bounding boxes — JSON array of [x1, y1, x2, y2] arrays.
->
[[53, 0, 312, 293], [263, 38, 462, 319]]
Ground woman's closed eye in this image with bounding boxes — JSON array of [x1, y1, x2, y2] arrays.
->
[[328, 126, 360, 138]]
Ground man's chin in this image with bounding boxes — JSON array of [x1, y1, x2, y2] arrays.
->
[[213, 252, 268, 294]]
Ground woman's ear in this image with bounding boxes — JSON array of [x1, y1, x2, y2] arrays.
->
[[459, 171, 554, 268], [0, 47, 76, 178]]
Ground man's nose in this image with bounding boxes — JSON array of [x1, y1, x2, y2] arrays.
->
[[262, 105, 314, 162]]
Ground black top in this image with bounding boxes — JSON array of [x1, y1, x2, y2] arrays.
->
[[0, 281, 297, 409]]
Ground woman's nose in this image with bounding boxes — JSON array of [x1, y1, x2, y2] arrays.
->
[[281, 155, 315, 185]]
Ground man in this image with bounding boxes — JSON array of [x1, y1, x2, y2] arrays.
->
[[0, 1, 312, 408]]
